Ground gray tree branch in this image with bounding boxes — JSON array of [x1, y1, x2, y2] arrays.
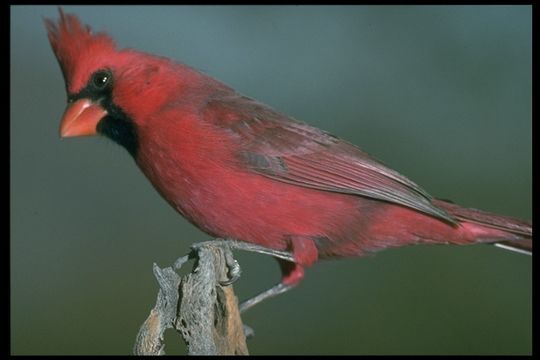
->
[[133, 242, 249, 355]]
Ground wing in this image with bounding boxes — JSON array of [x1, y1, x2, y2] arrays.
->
[[207, 95, 456, 224]]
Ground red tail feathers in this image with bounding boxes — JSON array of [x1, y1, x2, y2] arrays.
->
[[433, 199, 532, 254]]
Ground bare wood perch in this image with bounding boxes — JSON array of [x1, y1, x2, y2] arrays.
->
[[133, 242, 249, 355]]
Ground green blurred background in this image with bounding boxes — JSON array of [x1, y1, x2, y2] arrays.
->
[[10, 5, 531, 355]]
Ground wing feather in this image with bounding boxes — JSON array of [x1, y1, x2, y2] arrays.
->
[[206, 95, 456, 224]]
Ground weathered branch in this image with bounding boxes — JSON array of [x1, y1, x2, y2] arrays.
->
[[133, 242, 249, 355]]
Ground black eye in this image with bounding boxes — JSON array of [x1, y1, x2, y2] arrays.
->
[[92, 70, 112, 90]]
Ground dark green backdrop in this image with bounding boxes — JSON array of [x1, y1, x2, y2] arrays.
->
[[11, 5, 531, 355]]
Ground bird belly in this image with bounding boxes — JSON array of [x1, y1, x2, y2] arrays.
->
[[180, 168, 363, 253], [137, 148, 365, 254]]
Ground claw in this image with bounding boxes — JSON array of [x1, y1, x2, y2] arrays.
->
[[220, 251, 241, 286], [173, 254, 190, 270], [243, 324, 255, 339]]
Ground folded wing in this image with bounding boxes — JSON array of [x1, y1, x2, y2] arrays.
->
[[209, 95, 456, 224]]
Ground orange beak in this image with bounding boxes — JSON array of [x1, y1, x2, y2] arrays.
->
[[59, 98, 108, 137]]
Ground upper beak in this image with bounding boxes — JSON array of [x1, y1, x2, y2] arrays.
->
[[59, 98, 108, 137]]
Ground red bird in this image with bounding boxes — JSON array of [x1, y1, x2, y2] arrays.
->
[[46, 11, 531, 310]]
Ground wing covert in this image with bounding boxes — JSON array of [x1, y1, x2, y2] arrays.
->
[[206, 94, 456, 224]]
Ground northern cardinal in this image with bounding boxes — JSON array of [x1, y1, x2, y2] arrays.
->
[[46, 10, 531, 310]]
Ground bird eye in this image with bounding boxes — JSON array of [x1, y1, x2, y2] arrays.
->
[[92, 70, 112, 90]]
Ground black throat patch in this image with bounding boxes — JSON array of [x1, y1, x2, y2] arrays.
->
[[95, 100, 139, 158]]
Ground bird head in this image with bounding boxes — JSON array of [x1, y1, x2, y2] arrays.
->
[[45, 9, 195, 157]]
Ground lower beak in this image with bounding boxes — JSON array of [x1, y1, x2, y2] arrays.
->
[[59, 98, 108, 137]]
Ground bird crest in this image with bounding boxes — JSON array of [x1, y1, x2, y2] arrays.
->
[[45, 8, 117, 93]]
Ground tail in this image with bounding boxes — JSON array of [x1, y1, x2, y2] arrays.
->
[[433, 199, 532, 255]]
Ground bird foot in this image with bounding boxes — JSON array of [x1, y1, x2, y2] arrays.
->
[[243, 324, 255, 339], [220, 249, 241, 286], [191, 239, 297, 313]]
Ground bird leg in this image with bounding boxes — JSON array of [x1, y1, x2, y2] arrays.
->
[[192, 239, 294, 262], [239, 282, 296, 313], [191, 237, 317, 313]]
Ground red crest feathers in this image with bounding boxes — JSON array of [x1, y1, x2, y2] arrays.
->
[[45, 8, 117, 93]]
